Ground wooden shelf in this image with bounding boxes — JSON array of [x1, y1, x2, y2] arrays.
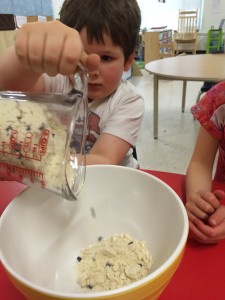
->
[[143, 29, 173, 63], [206, 29, 223, 53]]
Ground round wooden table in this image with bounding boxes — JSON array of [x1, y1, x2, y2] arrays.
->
[[145, 54, 225, 138]]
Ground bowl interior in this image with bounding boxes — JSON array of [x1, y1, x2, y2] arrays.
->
[[0, 165, 188, 297]]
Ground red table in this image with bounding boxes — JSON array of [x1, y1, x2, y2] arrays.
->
[[1, 170, 225, 300]]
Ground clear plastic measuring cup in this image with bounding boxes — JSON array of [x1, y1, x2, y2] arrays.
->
[[0, 67, 88, 200]]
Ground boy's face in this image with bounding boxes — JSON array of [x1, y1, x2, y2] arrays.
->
[[80, 28, 132, 100]]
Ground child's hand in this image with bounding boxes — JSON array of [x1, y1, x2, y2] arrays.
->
[[186, 189, 225, 243], [185, 189, 223, 222], [15, 20, 99, 76], [189, 206, 225, 243]]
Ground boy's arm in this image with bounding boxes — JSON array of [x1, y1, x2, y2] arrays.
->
[[0, 20, 80, 92], [86, 133, 131, 165], [0, 45, 45, 92], [0, 21, 100, 93]]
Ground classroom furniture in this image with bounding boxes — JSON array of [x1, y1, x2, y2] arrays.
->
[[1, 169, 225, 300], [206, 28, 223, 54], [143, 29, 173, 63], [158, 42, 175, 59], [195, 81, 217, 104], [145, 54, 225, 138], [196, 24, 225, 104], [173, 9, 199, 55]]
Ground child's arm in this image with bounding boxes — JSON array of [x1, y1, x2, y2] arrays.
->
[[185, 126, 225, 243], [185, 127, 220, 220], [0, 45, 45, 92], [0, 20, 99, 92], [86, 133, 131, 165]]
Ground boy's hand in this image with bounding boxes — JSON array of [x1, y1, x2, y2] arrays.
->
[[15, 20, 99, 76]]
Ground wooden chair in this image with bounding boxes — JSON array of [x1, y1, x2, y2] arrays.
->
[[195, 82, 218, 103], [173, 9, 199, 55]]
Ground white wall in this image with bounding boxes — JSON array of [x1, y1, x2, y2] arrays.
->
[[138, 0, 203, 30], [138, 0, 180, 30], [201, 0, 225, 32], [52, 0, 63, 19], [53, 0, 225, 51], [52, 0, 204, 30]]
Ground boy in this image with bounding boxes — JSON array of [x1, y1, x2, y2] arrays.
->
[[0, 0, 144, 168]]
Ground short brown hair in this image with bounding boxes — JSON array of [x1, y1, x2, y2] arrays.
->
[[60, 0, 141, 62]]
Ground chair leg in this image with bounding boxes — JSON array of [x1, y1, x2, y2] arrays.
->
[[196, 91, 203, 104], [132, 147, 138, 160], [193, 42, 197, 54], [182, 81, 187, 112], [193, 90, 204, 120]]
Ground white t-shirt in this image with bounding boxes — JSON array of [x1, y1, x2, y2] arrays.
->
[[43, 74, 144, 168]]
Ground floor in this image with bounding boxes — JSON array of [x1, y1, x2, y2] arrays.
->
[[129, 69, 203, 175]]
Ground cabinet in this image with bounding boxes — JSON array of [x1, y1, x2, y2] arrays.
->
[[206, 29, 224, 53], [143, 29, 173, 63], [135, 33, 144, 61]]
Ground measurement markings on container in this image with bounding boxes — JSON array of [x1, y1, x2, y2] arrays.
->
[[0, 161, 44, 182], [0, 129, 50, 161]]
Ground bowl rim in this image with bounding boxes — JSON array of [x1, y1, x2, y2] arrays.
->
[[0, 165, 189, 298]]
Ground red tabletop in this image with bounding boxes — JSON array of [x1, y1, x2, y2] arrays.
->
[[1, 170, 225, 300]]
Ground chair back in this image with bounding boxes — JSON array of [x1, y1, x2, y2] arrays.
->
[[176, 9, 198, 40]]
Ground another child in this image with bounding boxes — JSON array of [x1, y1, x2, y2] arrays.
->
[[0, 0, 144, 168], [185, 81, 225, 244]]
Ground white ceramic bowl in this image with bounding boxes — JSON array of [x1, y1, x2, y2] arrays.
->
[[0, 165, 188, 300]]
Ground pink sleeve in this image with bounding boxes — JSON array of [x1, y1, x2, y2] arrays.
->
[[191, 81, 225, 140]]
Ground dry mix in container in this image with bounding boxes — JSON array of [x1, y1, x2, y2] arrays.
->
[[75, 233, 153, 291], [0, 100, 70, 193]]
